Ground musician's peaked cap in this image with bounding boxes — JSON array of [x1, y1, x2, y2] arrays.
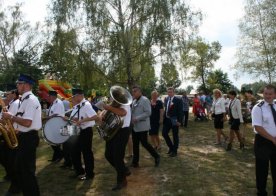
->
[[48, 90, 57, 96], [72, 88, 84, 96], [16, 74, 36, 85]]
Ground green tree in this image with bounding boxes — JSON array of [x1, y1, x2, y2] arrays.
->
[[236, 0, 276, 83], [0, 49, 42, 91], [0, 3, 43, 89], [185, 85, 194, 94], [159, 63, 181, 93], [241, 80, 268, 94], [45, 0, 201, 90], [202, 69, 232, 94], [0, 3, 41, 69], [181, 37, 221, 92]]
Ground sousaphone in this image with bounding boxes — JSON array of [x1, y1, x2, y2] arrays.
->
[[96, 85, 132, 141]]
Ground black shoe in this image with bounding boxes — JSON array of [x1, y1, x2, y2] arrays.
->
[[130, 163, 139, 168], [53, 157, 63, 163], [167, 150, 172, 154], [226, 143, 232, 151], [112, 180, 127, 191], [154, 156, 160, 167], [169, 152, 177, 157], [125, 168, 131, 176], [79, 174, 94, 181], [60, 164, 72, 169]]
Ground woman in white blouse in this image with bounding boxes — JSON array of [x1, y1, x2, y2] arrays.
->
[[226, 90, 244, 151], [211, 89, 228, 145]]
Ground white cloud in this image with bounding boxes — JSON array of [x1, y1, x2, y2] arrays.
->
[[186, 0, 256, 88], [2, 0, 48, 25]]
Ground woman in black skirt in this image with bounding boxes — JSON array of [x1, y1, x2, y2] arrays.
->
[[149, 91, 164, 150], [211, 89, 228, 145], [226, 90, 244, 151]]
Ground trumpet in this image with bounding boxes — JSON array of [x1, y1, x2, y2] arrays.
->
[[0, 97, 18, 149]]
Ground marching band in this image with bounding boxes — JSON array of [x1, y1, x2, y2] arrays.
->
[[1, 74, 276, 195]]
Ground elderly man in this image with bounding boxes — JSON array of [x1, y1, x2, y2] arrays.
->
[[131, 85, 160, 168]]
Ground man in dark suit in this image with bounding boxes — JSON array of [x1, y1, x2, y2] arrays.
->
[[162, 87, 183, 157]]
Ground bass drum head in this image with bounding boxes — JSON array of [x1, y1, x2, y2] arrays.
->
[[43, 117, 69, 145]]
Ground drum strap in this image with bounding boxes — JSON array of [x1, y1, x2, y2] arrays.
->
[[69, 101, 87, 122]]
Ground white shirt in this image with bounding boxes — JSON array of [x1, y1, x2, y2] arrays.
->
[[48, 98, 65, 117], [225, 98, 230, 108], [8, 99, 20, 115], [212, 97, 226, 114], [121, 105, 131, 128], [63, 99, 70, 111], [70, 99, 96, 129], [15, 91, 42, 132], [252, 101, 276, 137], [229, 98, 244, 123]]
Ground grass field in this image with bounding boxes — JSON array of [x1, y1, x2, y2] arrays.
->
[[0, 118, 274, 195]]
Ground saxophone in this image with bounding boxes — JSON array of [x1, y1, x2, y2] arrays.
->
[[0, 97, 18, 149]]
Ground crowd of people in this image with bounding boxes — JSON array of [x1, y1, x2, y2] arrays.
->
[[0, 74, 275, 195]]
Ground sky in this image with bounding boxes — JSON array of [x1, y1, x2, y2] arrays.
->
[[1, 0, 255, 89]]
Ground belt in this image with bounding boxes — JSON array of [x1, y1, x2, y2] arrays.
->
[[18, 130, 38, 136]]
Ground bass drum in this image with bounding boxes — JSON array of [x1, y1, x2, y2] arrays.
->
[[42, 116, 69, 145]]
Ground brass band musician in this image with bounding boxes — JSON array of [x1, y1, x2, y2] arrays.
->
[[2, 74, 41, 196]]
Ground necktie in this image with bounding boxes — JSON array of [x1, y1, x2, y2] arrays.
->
[[166, 97, 171, 117], [269, 104, 276, 126]]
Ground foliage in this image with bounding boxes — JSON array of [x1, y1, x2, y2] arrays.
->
[[241, 80, 269, 94], [236, 0, 276, 83], [0, 3, 43, 90], [185, 85, 194, 94], [198, 69, 232, 94], [44, 0, 202, 91], [181, 37, 221, 92], [0, 49, 42, 91], [158, 63, 181, 93]]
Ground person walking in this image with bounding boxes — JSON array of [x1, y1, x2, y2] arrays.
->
[[162, 87, 183, 157], [131, 86, 160, 168], [226, 90, 244, 151], [211, 89, 228, 145]]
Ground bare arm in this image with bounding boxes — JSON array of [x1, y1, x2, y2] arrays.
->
[[3, 113, 32, 128], [159, 108, 164, 123], [103, 105, 126, 117]]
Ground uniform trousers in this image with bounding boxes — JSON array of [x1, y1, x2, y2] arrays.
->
[[62, 141, 72, 167], [50, 145, 63, 161], [0, 137, 9, 178], [72, 127, 94, 177], [105, 127, 130, 183], [10, 130, 40, 196], [162, 117, 179, 153], [254, 134, 276, 196], [132, 130, 159, 165]]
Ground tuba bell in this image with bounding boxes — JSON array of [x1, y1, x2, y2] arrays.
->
[[0, 97, 18, 149], [96, 85, 132, 141]]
